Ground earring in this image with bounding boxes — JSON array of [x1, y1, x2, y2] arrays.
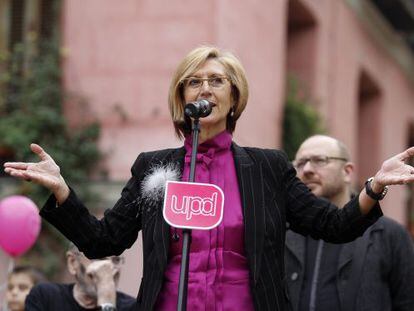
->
[[229, 107, 235, 118]]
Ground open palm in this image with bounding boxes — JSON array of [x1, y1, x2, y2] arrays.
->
[[3, 143, 65, 194], [374, 147, 414, 187]]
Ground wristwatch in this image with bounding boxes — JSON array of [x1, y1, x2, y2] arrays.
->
[[365, 177, 388, 200], [100, 303, 116, 311]]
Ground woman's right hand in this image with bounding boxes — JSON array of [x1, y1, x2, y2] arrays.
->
[[3, 143, 70, 204]]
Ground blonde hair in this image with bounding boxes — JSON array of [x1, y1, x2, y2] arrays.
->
[[168, 46, 249, 138]]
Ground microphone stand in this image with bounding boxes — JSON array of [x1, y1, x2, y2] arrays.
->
[[177, 118, 200, 311]]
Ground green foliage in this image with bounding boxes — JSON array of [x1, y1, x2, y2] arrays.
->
[[0, 40, 102, 202], [0, 39, 102, 277], [282, 80, 324, 160]]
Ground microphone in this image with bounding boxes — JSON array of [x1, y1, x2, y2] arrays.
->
[[184, 100, 213, 118]]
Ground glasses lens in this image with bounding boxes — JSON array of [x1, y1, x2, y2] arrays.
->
[[311, 156, 329, 167], [185, 76, 228, 89], [294, 156, 329, 170], [293, 159, 306, 170], [209, 77, 225, 87], [185, 78, 201, 88]]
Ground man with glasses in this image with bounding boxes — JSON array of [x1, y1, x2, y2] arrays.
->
[[24, 243, 135, 310], [285, 135, 414, 311]]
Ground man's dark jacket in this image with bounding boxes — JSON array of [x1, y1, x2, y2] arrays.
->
[[40, 144, 382, 310], [285, 217, 414, 311], [25, 282, 136, 310]]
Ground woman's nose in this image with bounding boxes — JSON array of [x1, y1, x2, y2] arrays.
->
[[199, 80, 213, 93]]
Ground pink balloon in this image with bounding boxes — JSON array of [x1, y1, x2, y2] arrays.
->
[[0, 195, 41, 257]]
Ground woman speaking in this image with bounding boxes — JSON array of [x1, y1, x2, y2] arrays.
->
[[4, 46, 414, 311]]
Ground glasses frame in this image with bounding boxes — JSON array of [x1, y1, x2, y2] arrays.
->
[[181, 76, 230, 89], [293, 155, 348, 171]]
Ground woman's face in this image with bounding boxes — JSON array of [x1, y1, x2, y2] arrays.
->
[[6, 273, 34, 311], [183, 59, 233, 135]]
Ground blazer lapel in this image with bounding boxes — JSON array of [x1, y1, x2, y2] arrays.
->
[[153, 146, 186, 270], [232, 143, 265, 285]]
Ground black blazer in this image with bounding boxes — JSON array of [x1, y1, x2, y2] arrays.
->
[[40, 143, 382, 311]]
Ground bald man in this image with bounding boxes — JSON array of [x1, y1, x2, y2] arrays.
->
[[285, 135, 414, 311]]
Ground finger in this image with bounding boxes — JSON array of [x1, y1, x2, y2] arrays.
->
[[22, 171, 31, 182], [4, 167, 18, 176], [113, 267, 120, 277], [4, 168, 30, 180], [21, 171, 39, 181], [17, 171, 54, 188], [86, 271, 95, 282], [385, 175, 414, 185], [113, 270, 120, 280], [397, 146, 414, 161], [30, 143, 53, 162], [85, 264, 94, 275], [3, 162, 31, 169], [398, 177, 414, 185]]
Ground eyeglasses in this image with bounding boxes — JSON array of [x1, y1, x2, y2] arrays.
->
[[293, 155, 348, 171], [182, 76, 230, 89]]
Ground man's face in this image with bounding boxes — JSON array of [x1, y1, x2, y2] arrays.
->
[[294, 137, 351, 200], [6, 273, 34, 311], [68, 252, 123, 298]]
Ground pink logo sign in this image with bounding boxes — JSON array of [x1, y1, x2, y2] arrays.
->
[[163, 181, 224, 230]]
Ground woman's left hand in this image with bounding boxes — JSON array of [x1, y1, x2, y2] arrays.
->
[[371, 146, 414, 192]]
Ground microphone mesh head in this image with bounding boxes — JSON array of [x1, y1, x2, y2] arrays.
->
[[184, 100, 212, 118]]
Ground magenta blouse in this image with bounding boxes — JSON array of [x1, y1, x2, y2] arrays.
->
[[154, 131, 255, 310]]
